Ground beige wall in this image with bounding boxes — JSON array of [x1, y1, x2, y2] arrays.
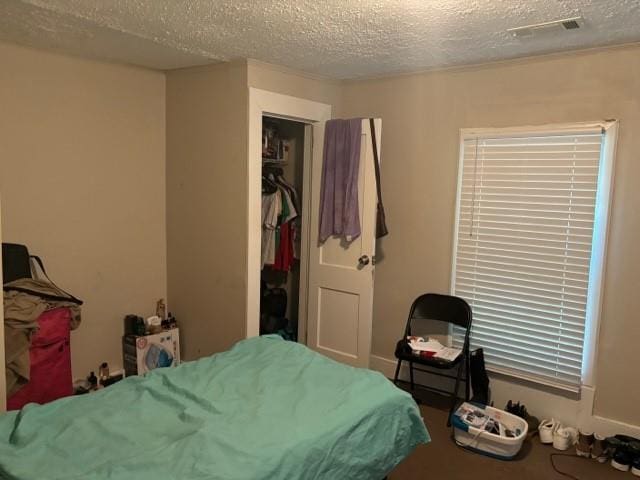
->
[[166, 61, 249, 360], [341, 45, 640, 425], [0, 42, 167, 378], [166, 60, 340, 360], [247, 60, 343, 115]]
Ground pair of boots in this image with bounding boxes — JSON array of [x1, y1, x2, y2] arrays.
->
[[505, 400, 540, 432], [575, 430, 608, 462]]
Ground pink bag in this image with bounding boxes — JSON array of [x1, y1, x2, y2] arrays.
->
[[7, 308, 73, 410]]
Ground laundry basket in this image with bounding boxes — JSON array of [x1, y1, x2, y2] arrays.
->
[[451, 403, 528, 460]]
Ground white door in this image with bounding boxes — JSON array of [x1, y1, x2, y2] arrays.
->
[[306, 119, 381, 368]]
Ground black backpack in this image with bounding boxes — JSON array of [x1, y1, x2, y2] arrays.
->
[[2, 242, 82, 305], [2, 243, 32, 284], [261, 287, 287, 318], [469, 348, 491, 405]]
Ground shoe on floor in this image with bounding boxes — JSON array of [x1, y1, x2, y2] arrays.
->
[[505, 401, 540, 432], [576, 430, 594, 458], [611, 449, 632, 472], [591, 433, 608, 463], [538, 419, 558, 444], [553, 426, 577, 451], [526, 414, 541, 433]]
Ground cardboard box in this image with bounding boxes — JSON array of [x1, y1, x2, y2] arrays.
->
[[123, 328, 180, 376]]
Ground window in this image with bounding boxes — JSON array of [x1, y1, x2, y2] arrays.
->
[[451, 123, 616, 392]]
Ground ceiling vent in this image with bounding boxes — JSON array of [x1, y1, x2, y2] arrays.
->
[[508, 16, 583, 38], [561, 19, 581, 30]]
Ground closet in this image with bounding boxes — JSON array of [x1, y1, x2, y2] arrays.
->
[[251, 88, 379, 368], [260, 116, 308, 342]]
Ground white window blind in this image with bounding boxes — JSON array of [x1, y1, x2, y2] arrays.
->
[[452, 128, 605, 391]]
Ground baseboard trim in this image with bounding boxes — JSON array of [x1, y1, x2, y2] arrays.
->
[[370, 354, 398, 377], [370, 354, 640, 438], [589, 414, 640, 438]]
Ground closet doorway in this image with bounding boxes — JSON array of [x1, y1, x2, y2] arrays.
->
[[247, 89, 331, 345], [260, 116, 310, 341], [249, 90, 381, 368]]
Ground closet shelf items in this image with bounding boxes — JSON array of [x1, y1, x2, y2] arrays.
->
[[263, 119, 292, 163]]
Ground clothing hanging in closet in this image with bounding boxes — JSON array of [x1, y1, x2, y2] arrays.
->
[[262, 170, 300, 272]]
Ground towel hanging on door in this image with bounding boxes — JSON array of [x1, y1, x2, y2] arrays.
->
[[318, 118, 362, 243]]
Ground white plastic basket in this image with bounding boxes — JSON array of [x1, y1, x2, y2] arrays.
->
[[451, 403, 528, 460]]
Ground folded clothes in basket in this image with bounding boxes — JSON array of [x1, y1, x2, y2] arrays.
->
[[457, 403, 522, 438], [452, 403, 529, 460]]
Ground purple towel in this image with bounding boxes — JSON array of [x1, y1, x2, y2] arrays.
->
[[319, 119, 362, 243]]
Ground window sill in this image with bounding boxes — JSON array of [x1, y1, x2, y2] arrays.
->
[[487, 367, 582, 400]]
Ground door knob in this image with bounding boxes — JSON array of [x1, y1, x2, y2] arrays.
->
[[358, 255, 370, 267]]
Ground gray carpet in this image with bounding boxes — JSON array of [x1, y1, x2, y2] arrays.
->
[[390, 399, 624, 480]]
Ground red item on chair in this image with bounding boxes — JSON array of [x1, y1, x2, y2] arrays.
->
[[7, 307, 73, 410]]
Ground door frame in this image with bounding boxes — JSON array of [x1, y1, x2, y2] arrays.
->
[[0, 196, 5, 412], [246, 88, 331, 341]]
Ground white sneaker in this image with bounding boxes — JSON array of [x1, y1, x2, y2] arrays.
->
[[553, 426, 578, 451], [611, 454, 631, 472], [538, 419, 558, 444]]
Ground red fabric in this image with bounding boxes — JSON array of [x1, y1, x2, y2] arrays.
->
[[7, 308, 73, 410], [273, 222, 294, 271]]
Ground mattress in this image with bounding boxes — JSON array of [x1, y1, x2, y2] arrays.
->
[[0, 335, 429, 480]]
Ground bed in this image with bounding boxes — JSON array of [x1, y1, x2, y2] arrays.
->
[[0, 335, 429, 480]]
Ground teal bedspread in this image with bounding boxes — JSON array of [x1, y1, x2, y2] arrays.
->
[[0, 336, 429, 480]]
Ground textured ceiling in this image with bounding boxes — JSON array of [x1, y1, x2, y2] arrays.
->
[[1, 0, 639, 78]]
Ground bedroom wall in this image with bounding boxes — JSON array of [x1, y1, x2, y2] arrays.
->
[[165, 60, 341, 360], [165, 61, 249, 360], [247, 59, 343, 113], [341, 44, 640, 428], [0, 42, 167, 378]]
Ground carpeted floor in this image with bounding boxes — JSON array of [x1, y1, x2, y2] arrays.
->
[[389, 396, 623, 480]]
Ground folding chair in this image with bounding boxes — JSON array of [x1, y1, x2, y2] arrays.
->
[[393, 293, 472, 425]]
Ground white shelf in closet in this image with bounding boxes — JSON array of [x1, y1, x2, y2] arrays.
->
[[262, 158, 289, 166]]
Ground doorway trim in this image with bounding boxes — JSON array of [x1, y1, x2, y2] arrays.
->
[[0, 196, 5, 412], [246, 88, 331, 340]]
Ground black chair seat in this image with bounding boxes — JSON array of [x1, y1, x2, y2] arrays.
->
[[394, 340, 462, 369], [392, 293, 473, 426]]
